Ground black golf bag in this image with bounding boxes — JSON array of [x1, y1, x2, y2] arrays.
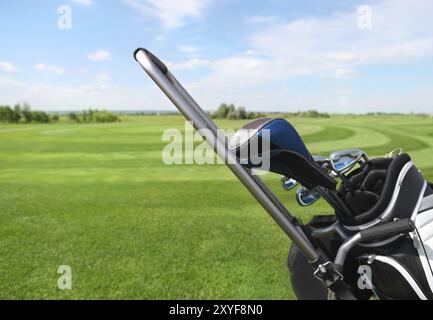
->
[[229, 117, 433, 299], [288, 152, 433, 300], [135, 48, 433, 300]]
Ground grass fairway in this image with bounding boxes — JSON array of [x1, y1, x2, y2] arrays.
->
[[1, 114, 433, 299]]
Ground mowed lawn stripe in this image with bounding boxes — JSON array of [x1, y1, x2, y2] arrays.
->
[[1, 115, 433, 299]]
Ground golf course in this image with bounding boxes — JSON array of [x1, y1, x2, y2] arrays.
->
[[1, 114, 433, 299]]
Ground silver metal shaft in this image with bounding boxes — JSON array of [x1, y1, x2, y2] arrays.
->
[[134, 48, 319, 263]]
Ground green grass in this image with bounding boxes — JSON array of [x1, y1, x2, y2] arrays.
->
[[1, 114, 433, 299]]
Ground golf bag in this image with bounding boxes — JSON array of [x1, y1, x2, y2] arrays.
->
[[230, 117, 433, 299], [135, 48, 433, 300], [287, 144, 433, 299]]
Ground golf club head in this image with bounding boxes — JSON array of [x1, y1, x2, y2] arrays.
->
[[313, 155, 328, 162], [330, 149, 367, 174], [313, 155, 331, 171], [296, 186, 321, 206], [385, 148, 403, 158], [281, 176, 298, 191]]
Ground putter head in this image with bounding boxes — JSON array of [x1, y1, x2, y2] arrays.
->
[[296, 186, 321, 206], [330, 149, 367, 174], [281, 176, 298, 191]]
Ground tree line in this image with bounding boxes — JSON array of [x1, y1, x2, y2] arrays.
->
[[0, 103, 59, 123], [210, 103, 331, 120], [211, 103, 265, 120], [0, 104, 121, 124], [68, 109, 120, 123], [287, 110, 331, 118]]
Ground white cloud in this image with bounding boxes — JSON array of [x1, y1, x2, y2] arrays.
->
[[122, 0, 433, 111], [125, 0, 210, 28], [192, 0, 433, 91], [244, 15, 277, 24], [0, 77, 23, 87], [95, 72, 111, 82], [79, 83, 111, 92], [178, 45, 199, 54], [321, 68, 358, 80], [87, 50, 111, 61], [327, 53, 359, 64], [34, 63, 65, 75], [72, 0, 92, 5], [11, 83, 161, 111], [247, 0, 433, 76], [167, 58, 210, 70], [4, 0, 433, 113], [244, 49, 256, 55], [0, 61, 18, 74], [208, 56, 284, 85]]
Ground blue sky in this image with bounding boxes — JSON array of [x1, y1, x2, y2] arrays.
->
[[0, 0, 432, 113]]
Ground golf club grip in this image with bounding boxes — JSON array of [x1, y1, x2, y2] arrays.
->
[[134, 48, 168, 75], [359, 218, 414, 242]]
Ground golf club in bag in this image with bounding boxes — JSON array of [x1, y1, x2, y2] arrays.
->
[[135, 48, 433, 300]]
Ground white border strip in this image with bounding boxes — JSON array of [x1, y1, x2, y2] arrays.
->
[[411, 182, 428, 221], [413, 208, 433, 294]]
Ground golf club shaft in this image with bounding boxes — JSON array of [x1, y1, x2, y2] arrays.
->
[[169, 70, 295, 221], [134, 48, 320, 263]]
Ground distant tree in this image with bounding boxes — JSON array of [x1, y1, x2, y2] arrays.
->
[[67, 109, 119, 123], [22, 103, 33, 123], [0, 105, 120, 124], [0, 103, 62, 124], [51, 113, 60, 122], [87, 109, 95, 122], [81, 110, 89, 123], [0, 105, 14, 123], [227, 109, 238, 120], [68, 112, 80, 123], [32, 111, 50, 123], [11, 104, 22, 123], [237, 106, 247, 119], [247, 111, 258, 119], [290, 110, 331, 118], [212, 103, 235, 119], [217, 103, 229, 118], [94, 110, 120, 123], [212, 103, 264, 120]]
